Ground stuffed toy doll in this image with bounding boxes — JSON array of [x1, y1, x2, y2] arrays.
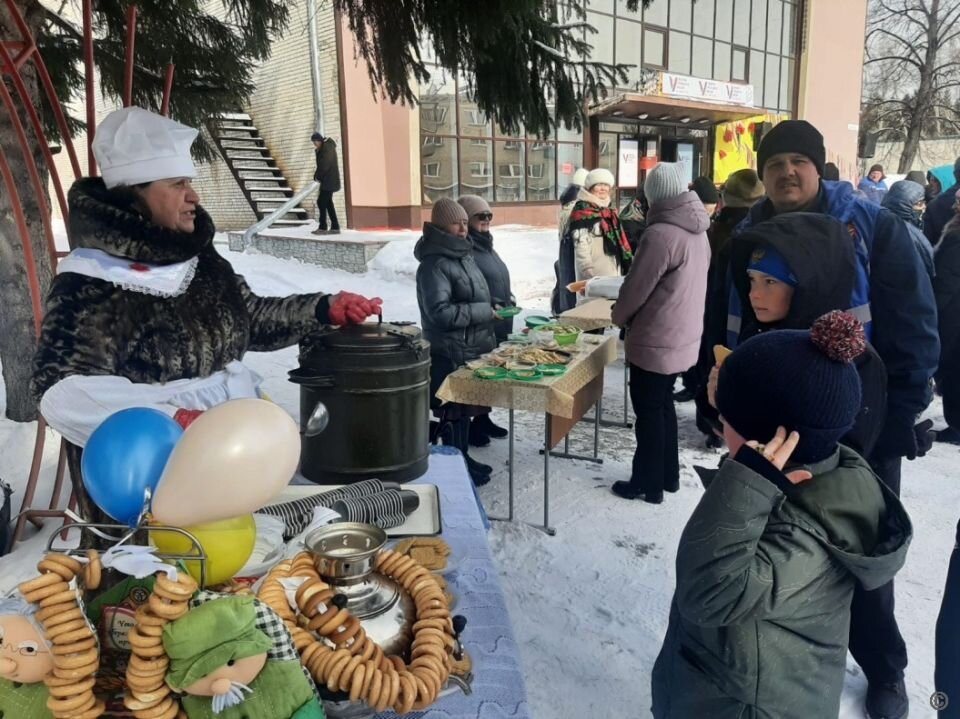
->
[[0, 596, 54, 719], [163, 595, 324, 719]]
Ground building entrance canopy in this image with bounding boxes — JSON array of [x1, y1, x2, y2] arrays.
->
[[590, 91, 759, 126]]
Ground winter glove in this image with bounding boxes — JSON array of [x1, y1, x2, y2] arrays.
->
[[326, 292, 383, 326], [914, 418, 934, 458], [173, 408, 203, 430], [873, 415, 921, 461]]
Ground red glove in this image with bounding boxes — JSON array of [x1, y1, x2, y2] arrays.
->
[[328, 292, 383, 326], [173, 408, 204, 429]]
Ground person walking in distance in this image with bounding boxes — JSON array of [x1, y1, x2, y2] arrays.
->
[[311, 131, 341, 235]]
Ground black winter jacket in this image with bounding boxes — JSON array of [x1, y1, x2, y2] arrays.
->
[[934, 220, 960, 426], [415, 223, 497, 371], [314, 138, 341, 192], [469, 228, 514, 343], [729, 212, 888, 457], [692, 206, 751, 438], [33, 178, 330, 400]]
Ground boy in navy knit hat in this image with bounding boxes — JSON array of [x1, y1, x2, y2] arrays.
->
[[651, 311, 912, 719]]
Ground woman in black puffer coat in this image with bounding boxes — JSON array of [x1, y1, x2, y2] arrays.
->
[[458, 195, 513, 448], [416, 198, 497, 485]]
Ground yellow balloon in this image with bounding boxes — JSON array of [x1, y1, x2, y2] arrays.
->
[[150, 514, 256, 587]]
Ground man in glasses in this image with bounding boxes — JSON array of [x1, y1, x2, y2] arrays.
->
[[458, 194, 514, 447]]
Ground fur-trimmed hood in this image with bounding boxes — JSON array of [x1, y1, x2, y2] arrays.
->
[[68, 177, 214, 264]]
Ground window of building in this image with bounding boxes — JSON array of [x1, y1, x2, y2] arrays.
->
[[668, 31, 691, 74], [692, 36, 713, 78], [715, 0, 733, 42], [732, 45, 748, 82], [643, 26, 667, 68], [616, 19, 643, 86], [422, 137, 458, 202], [470, 162, 491, 177], [693, 0, 715, 37], [764, 53, 780, 109], [644, 0, 668, 26], [586, 11, 615, 65], [782, 1, 797, 55], [459, 139, 493, 199], [713, 41, 731, 81], [670, 0, 692, 32], [751, 0, 768, 49], [750, 50, 765, 101], [733, 0, 750, 45], [767, 0, 783, 51], [422, 136, 445, 147]]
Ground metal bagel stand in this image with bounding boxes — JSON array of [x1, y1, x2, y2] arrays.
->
[[40, 490, 209, 588]]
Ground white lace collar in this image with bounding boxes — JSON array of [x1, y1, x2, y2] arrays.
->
[[57, 247, 198, 298]]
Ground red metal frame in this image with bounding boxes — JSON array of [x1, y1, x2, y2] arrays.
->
[[161, 64, 175, 116], [2, 0, 145, 546], [123, 5, 137, 106]]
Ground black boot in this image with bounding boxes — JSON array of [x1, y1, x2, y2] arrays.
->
[[864, 678, 908, 719], [469, 417, 491, 447], [455, 419, 492, 485], [476, 413, 508, 439]]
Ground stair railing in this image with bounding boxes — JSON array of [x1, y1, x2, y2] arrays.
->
[[241, 180, 319, 244]]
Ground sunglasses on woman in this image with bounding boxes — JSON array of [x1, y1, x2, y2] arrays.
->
[[474, 212, 493, 221]]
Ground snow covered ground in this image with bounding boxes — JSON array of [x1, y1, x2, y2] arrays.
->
[[1, 225, 955, 718]]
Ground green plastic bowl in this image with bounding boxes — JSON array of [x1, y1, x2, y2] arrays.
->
[[495, 306, 522, 319], [525, 315, 554, 329], [541, 324, 581, 345]]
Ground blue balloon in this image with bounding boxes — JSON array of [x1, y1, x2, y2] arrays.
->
[[81, 408, 184, 526]]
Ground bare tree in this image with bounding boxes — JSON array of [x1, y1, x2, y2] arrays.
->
[[861, 0, 960, 172]]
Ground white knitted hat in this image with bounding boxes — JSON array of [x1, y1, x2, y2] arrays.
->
[[93, 107, 197, 188], [645, 163, 687, 206], [584, 168, 615, 190]]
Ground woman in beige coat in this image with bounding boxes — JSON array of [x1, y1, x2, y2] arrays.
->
[[568, 168, 632, 302]]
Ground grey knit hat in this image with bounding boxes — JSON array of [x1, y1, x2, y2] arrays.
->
[[457, 194, 492, 219], [645, 163, 687, 206], [431, 197, 468, 226]]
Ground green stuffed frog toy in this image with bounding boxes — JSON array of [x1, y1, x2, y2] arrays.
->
[[0, 596, 55, 719], [163, 595, 324, 719]]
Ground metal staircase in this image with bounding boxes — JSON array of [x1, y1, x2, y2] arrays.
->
[[207, 112, 310, 227]]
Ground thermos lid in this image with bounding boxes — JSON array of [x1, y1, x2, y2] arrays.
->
[[313, 321, 422, 352]]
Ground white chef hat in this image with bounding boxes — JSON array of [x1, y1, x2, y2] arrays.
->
[[93, 107, 198, 189]]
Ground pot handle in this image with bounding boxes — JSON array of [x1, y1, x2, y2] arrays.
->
[[288, 368, 336, 388]]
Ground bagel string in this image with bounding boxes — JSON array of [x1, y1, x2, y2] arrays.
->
[[17, 552, 105, 719], [256, 548, 457, 713], [121, 571, 196, 719]]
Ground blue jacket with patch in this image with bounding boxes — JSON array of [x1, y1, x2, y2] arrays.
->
[[729, 180, 938, 424]]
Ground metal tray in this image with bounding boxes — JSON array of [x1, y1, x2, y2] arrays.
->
[[268, 483, 442, 537]]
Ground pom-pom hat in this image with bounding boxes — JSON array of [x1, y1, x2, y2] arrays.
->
[[716, 310, 865, 463]]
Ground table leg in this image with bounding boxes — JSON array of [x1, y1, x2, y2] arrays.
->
[[508, 408, 515, 522], [579, 363, 633, 429], [593, 397, 600, 460], [489, 409, 516, 525], [542, 414, 556, 536]]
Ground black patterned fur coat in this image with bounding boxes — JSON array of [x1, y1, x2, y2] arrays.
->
[[33, 177, 331, 400]]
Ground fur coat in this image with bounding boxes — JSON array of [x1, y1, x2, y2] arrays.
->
[[33, 177, 331, 401]]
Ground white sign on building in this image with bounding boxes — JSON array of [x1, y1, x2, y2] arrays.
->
[[661, 73, 755, 107]]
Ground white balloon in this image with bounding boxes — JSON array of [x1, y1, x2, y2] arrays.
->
[[151, 399, 300, 526]]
